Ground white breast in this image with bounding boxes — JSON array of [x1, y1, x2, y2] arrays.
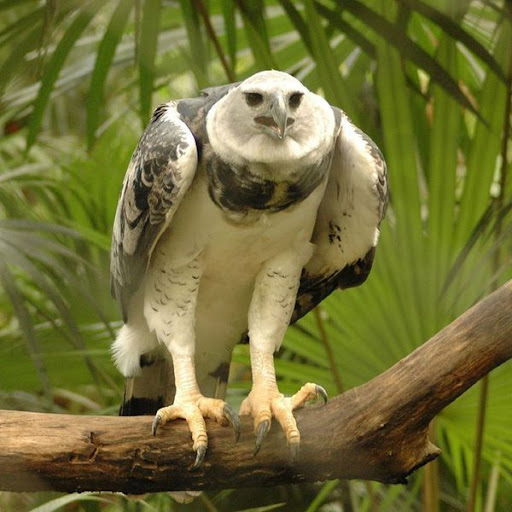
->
[[151, 173, 327, 351]]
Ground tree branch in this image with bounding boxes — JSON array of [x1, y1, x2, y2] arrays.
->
[[1, 280, 512, 493]]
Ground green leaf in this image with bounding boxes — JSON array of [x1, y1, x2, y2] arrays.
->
[[178, 0, 210, 89], [28, 493, 109, 512], [313, 1, 376, 59], [86, 0, 134, 149], [0, 0, 33, 10], [221, 0, 238, 71], [340, 0, 481, 118], [236, 503, 286, 512], [454, 20, 512, 251], [138, 0, 162, 124], [426, 34, 461, 321], [277, 0, 312, 53], [2, 235, 99, 374], [284, 325, 329, 368], [373, 6, 424, 280], [235, 0, 276, 69], [397, 0, 506, 82], [303, 0, 357, 119], [305, 480, 339, 512], [0, 5, 44, 45], [0, 256, 52, 401], [0, 25, 41, 94], [26, 0, 107, 151]]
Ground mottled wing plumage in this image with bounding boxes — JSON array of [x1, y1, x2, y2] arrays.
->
[[293, 109, 388, 321], [110, 103, 198, 321]]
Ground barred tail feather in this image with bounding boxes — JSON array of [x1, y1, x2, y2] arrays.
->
[[119, 356, 175, 416]]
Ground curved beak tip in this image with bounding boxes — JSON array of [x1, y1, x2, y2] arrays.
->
[[254, 112, 294, 140], [277, 117, 295, 139]]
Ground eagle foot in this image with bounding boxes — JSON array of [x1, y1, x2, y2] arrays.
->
[[240, 382, 327, 457], [152, 397, 240, 468]]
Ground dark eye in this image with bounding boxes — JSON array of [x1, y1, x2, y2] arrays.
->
[[289, 92, 303, 108], [245, 92, 263, 107]]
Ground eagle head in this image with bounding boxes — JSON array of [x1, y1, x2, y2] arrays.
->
[[206, 70, 336, 166], [238, 71, 307, 140]]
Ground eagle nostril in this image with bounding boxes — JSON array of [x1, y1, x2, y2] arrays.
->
[[254, 116, 277, 128]]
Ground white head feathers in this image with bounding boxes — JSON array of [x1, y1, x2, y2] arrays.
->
[[206, 70, 337, 167]]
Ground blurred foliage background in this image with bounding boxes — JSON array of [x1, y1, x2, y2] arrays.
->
[[0, 0, 511, 511]]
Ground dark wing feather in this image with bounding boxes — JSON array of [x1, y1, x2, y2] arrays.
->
[[293, 109, 388, 322], [110, 103, 198, 321]]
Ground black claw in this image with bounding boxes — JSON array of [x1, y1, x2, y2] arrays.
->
[[254, 420, 270, 456], [316, 384, 328, 404], [290, 442, 300, 461], [152, 414, 162, 436], [223, 404, 241, 442], [193, 445, 207, 470]]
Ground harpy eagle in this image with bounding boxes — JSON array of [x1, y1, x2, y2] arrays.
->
[[111, 70, 388, 467]]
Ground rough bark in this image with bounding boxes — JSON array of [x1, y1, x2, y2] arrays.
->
[[1, 280, 511, 494]]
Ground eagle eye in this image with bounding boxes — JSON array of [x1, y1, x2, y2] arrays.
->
[[245, 92, 264, 107], [289, 92, 303, 109]]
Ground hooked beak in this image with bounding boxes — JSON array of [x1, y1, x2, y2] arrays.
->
[[255, 95, 294, 139]]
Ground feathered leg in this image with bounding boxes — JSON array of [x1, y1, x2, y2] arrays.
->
[[240, 248, 327, 456], [145, 253, 239, 467], [152, 353, 239, 467]]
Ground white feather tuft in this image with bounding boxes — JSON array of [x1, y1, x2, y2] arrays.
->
[[112, 323, 158, 377]]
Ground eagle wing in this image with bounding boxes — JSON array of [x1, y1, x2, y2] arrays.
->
[[293, 108, 388, 321], [110, 103, 198, 321]]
